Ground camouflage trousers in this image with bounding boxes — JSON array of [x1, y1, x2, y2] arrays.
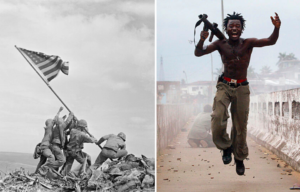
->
[[211, 82, 250, 161]]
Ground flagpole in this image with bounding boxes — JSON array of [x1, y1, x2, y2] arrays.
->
[[15, 45, 72, 112]]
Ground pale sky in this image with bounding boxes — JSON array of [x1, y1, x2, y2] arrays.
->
[[0, 0, 154, 160], [157, 0, 300, 83]]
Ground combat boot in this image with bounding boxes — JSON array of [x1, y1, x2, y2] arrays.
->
[[235, 158, 245, 175], [222, 147, 232, 164]]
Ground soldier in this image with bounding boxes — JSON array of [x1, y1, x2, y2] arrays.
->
[[60, 119, 97, 176], [187, 104, 215, 148], [89, 132, 128, 172], [46, 111, 74, 171], [37, 107, 64, 175], [194, 12, 280, 175], [34, 119, 55, 174]]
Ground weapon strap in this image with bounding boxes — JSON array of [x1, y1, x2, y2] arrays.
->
[[194, 20, 202, 47]]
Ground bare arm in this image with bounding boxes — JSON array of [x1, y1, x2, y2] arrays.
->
[[251, 12, 281, 47], [194, 31, 218, 57]]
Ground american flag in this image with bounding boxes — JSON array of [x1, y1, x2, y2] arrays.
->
[[18, 47, 69, 82]]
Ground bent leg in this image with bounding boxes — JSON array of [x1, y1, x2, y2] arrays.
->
[[60, 153, 75, 176], [205, 133, 216, 148], [188, 139, 199, 148], [90, 150, 110, 170], [51, 145, 66, 169], [115, 149, 128, 158], [35, 155, 47, 173]]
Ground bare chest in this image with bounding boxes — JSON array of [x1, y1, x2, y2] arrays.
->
[[219, 40, 252, 62]]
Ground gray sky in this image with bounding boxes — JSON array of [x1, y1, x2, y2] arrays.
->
[[0, 0, 154, 159], [157, 0, 300, 83]]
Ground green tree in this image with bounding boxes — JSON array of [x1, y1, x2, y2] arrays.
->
[[260, 65, 272, 75], [277, 52, 297, 69]]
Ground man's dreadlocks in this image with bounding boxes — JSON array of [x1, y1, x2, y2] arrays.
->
[[223, 12, 246, 31]]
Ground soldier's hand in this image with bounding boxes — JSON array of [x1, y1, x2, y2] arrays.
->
[[271, 12, 281, 28], [73, 115, 78, 121], [92, 137, 98, 143], [200, 31, 209, 41], [59, 106, 63, 112]]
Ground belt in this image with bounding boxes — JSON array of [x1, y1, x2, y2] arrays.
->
[[223, 77, 247, 83], [223, 78, 249, 87], [103, 147, 118, 153]]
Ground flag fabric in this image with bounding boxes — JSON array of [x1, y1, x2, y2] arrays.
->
[[18, 47, 69, 82]]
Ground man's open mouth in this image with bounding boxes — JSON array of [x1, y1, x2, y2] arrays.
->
[[231, 33, 239, 38]]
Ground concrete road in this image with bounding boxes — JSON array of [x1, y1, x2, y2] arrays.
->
[[157, 117, 300, 192]]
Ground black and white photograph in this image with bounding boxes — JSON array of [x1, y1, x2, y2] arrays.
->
[[0, 0, 155, 191]]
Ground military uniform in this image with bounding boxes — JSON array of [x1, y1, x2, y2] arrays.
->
[[188, 112, 215, 148], [90, 133, 128, 170], [60, 128, 95, 176], [42, 114, 74, 171]]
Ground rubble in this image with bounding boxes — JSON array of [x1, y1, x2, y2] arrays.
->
[[0, 154, 155, 192]]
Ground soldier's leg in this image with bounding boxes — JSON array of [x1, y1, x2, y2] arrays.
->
[[230, 85, 250, 161], [75, 151, 91, 165], [90, 149, 111, 170], [199, 140, 208, 148], [115, 149, 128, 159], [204, 133, 216, 147], [211, 83, 232, 149], [38, 147, 55, 175], [188, 139, 199, 148], [60, 152, 75, 176], [51, 144, 66, 169], [35, 155, 47, 173]]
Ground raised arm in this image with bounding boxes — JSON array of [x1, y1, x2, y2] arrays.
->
[[250, 12, 281, 47], [194, 31, 218, 57]]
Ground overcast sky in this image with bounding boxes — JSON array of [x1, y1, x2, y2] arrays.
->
[[0, 0, 154, 160], [157, 0, 300, 83]]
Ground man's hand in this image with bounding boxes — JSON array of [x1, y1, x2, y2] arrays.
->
[[91, 137, 97, 143], [200, 31, 209, 41], [271, 12, 281, 28], [73, 115, 78, 121]]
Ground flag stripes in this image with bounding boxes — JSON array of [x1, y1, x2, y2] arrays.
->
[[18, 47, 69, 82]]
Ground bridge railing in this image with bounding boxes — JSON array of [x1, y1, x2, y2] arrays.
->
[[157, 104, 194, 154], [248, 88, 300, 171]]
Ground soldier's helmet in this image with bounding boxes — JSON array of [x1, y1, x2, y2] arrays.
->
[[45, 119, 54, 126], [78, 119, 88, 128], [57, 117, 64, 124], [117, 132, 126, 141]]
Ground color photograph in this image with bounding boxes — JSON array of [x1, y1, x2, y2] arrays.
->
[[157, 0, 300, 191]]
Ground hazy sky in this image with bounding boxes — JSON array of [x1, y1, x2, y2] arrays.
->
[[157, 0, 300, 83], [0, 0, 154, 159]]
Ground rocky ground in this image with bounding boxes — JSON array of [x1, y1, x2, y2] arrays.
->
[[0, 154, 155, 192]]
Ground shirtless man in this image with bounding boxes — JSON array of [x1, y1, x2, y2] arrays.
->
[[194, 12, 280, 175]]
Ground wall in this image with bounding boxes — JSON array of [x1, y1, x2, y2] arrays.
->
[[157, 104, 194, 155], [248, 88, 300, 171]]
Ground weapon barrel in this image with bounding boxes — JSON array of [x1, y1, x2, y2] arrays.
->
[[201, 17, 225, 40]]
